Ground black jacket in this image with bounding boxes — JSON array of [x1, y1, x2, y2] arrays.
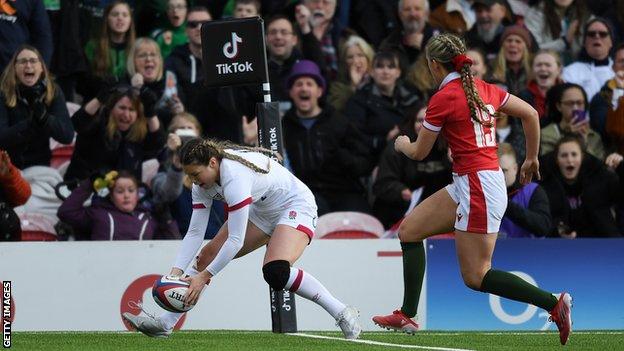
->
[[344, 81, 422, 164], [373, 132, 452, 228], [64, 106, 165, 181], [0, 82, 74, 169], [540, 151, 621, 237], [0, 0, 53, 69], [282, 106, 373, 193], [165, 44, 202, 108], [379, 23, 440, 74]]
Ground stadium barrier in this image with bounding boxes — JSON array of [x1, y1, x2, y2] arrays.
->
[[0, 239, 622, 331]]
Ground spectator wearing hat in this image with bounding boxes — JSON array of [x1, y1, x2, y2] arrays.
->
[[562, 18, 616, 102], [491, 24, 533, 95], [464, 0, 511, 63], [379, 0, 441, 75], [282, 60, 374, 215], [524, 0, 589, 65]]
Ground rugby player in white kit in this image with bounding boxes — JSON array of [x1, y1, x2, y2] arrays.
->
[[123, 138, 361, 339]]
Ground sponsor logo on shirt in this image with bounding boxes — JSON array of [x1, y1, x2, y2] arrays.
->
[[0, 0, 17, 23]]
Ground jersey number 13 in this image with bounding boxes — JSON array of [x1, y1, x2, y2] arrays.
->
[[473, 105, 497, 148]]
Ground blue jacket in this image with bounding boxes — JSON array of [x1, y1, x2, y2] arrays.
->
[[0, 0, 52, 69]]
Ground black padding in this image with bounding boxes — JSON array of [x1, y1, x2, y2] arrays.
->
[[262, 260, 291, 290]]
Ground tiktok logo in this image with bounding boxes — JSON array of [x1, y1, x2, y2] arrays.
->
[[223, 32, 242, 59], [216, 31, 253, 75]]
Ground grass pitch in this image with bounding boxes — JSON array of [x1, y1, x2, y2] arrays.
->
[[10, 330, 623, 350]]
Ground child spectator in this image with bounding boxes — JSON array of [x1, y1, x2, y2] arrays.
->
[[151, 0, 188, 59], [58, 170, 158, 240], [80, 1, 135, 100], [498, 143, 551, 238]]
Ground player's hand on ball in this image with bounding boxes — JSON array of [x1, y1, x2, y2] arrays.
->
[[519, 158, 540, 185], [181, 270, 211, 306], [394, 135, 411, 154]]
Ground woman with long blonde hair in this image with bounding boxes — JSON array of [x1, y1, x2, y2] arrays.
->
[[328, 35, 375, 112], [0, 45, 73, 169], [372, 33, 572, 346], [491, 25, 533, 95]]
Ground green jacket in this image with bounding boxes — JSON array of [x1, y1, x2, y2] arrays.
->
[[540, 122, 605, 160], [152, 25, 188, 59], [84, 40, 128, 80]]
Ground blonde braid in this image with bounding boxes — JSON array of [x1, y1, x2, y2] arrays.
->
[[426, 34, 494, 127]]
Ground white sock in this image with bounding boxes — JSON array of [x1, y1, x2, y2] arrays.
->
[[159, 267, 200, 330], [285, 267, 346, 318]]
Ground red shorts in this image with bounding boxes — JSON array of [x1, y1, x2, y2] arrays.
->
[[445, 168, 507, 234]]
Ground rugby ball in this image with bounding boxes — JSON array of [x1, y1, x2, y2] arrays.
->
[[152, 275, 195, 313]]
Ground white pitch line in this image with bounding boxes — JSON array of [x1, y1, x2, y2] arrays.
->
[[363, 331, 624, 336], [288, 333, 477, 351]]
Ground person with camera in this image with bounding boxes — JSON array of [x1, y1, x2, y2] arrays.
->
[[0, 45, 74, 170], [150, 112, 225, 239], [540, 83, 605, 160], [0, 150, 31, 241]]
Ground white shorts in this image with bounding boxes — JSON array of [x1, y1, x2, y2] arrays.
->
[[249, 199, 318, 241], [445, 168, 507, 234]]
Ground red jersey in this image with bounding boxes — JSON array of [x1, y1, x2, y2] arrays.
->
[[423, 72, 509, 174]]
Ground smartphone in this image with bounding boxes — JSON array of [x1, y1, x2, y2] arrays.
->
[[571, 110, 588, 124], [175, 129, 197, 138]]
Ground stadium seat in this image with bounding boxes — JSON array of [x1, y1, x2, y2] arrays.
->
[[316, 212, 384, 239], [20, 230, 57, 241], [50, 145, 74, 169], [382, 218, 454, 239]]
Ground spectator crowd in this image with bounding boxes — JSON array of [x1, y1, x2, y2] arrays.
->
[[1, 0, 624, 240]]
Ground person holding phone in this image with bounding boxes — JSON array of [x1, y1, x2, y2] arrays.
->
[[540, 83, 605, 160]]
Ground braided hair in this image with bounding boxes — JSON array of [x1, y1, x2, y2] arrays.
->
[[425, 33, 494, 127], [179, 138, 279, 174]]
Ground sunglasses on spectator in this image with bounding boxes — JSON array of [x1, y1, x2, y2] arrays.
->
[[187, 20, 210, 29], [586, 30, 609, 39]]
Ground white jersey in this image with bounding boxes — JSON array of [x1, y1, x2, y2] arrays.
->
[[172, 150, 317, 276]]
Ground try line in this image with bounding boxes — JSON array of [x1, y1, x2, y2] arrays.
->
[[287, 332, 477, 351]]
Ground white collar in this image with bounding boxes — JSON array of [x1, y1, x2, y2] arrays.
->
[[439, 72, 461, 89]]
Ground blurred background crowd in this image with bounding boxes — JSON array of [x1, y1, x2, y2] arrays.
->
[[1, 0, 623, 241]]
